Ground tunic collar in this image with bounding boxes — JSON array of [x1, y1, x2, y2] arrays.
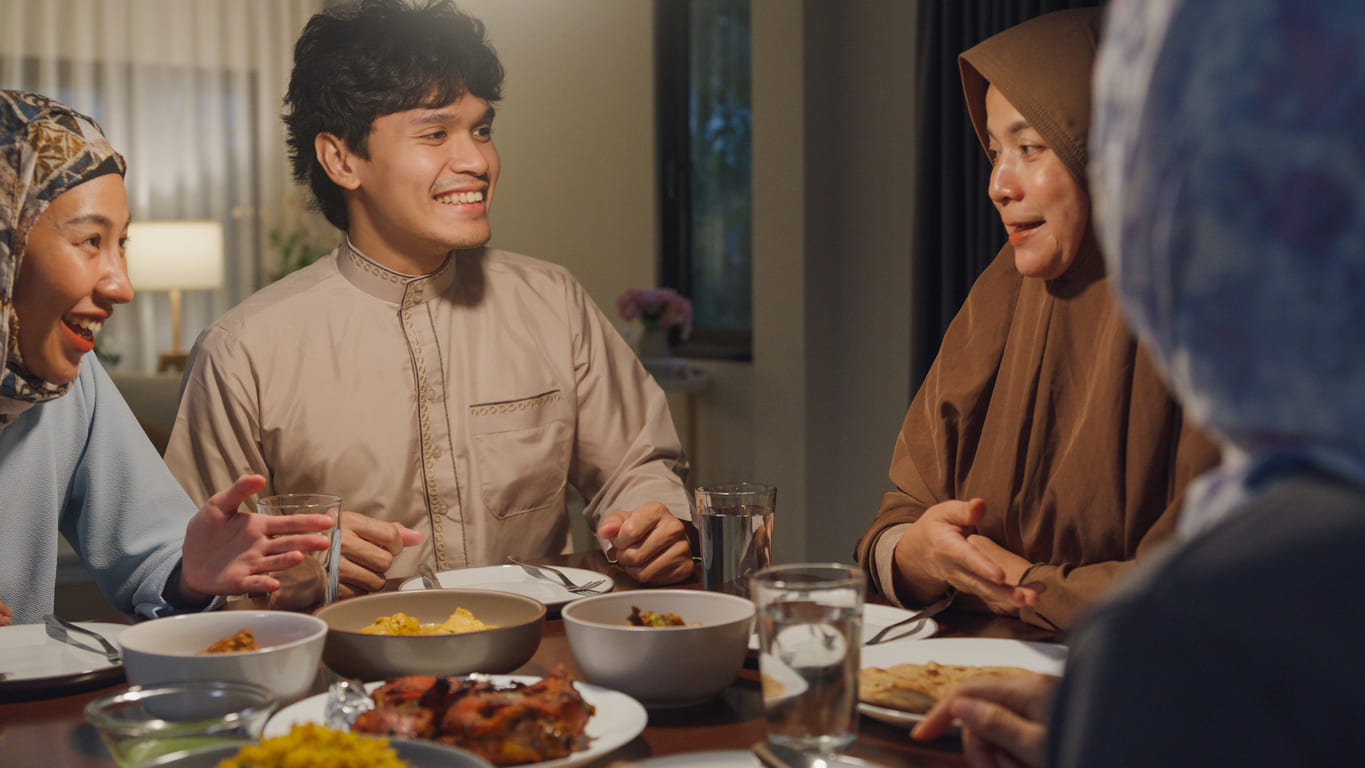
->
[[336, 236, 458, 305]]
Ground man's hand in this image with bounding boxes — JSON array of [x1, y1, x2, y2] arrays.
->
[[0, 598, 11, 627], [596, 502, 693, 585], [180, 474, 334, 600], [911, 671, 1057, 768], [892, 499, 1038, 610], [336, 511, 424, 598]]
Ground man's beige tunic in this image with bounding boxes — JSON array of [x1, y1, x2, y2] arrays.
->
[[165, 243, 691, 581]]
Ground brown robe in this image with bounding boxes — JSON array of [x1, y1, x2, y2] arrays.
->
[[854, 9, 1220, 631]]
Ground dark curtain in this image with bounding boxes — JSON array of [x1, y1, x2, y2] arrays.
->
[[909, 0, 1106, 395]]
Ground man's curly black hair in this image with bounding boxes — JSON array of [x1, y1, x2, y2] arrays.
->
[[283, 0, 504, 231]]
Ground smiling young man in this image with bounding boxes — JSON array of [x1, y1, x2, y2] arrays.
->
[[164, 0, 695, 602]]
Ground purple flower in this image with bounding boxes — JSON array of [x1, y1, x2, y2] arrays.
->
[[616, 287, 693, 339]]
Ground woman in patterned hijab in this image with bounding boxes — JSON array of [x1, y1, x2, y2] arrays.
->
[[912, 2, 1365, 765], [0, 91, 335, 626], [0, 90, 127, 425]]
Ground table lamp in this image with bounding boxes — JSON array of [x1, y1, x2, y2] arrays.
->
[[124, 220, 224, 373]]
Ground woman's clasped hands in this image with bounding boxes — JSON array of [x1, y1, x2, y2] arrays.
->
[[892, 498, 1041, 615]]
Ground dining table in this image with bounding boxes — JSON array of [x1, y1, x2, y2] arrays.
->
[[0, 552, 1063, 767]]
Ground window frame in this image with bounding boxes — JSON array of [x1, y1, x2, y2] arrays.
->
[[655, 0, 753, 362]]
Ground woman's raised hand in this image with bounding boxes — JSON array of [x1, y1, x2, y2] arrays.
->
[[178, 474, 334, 600]]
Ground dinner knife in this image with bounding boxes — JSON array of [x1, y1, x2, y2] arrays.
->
[[863, 588, 957, 645]]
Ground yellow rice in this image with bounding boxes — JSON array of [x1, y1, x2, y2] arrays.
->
[[215, 722, 410, 768], [360, 607, 492, 635]]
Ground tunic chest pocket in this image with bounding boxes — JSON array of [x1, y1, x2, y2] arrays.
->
[[470, 390, 573, 519]]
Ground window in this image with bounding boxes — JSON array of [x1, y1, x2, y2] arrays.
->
[[656, 0, 752, 360]]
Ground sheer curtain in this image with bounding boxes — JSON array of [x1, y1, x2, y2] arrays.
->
[[0, 0, 330, 374]]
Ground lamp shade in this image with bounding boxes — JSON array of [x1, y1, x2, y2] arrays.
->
[[125, 220, 224, 291]]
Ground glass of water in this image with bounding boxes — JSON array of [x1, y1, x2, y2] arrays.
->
[[752, 563, 866, 755], [695, 482, 775, 596], [257, 493, 342, 608]]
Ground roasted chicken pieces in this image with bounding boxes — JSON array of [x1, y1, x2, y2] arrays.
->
[[352, 665, 595, 766]]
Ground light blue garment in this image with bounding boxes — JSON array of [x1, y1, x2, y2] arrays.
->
[[0, 354, 197, 624], [1091, 0, 1365, 537]]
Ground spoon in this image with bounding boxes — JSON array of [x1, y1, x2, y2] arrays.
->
[[418, 562, 440, 590]]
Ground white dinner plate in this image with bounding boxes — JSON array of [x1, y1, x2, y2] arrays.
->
[[858, 637, 1068, 728], [265, 674, 647, 768], [748, 603, 939, 653], [635, 752, 761, 768], [398, 565, 613, 608], [635, 750, 881, 767], [0, 621, 127, 696]]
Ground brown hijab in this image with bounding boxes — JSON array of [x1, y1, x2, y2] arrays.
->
[[854, 9, 1219, 630]]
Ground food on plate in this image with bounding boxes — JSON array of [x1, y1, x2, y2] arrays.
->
[[859, 661, 1033, 714], [351, 665, 595, 766], [759, 673, 787, 698], [217, 722, 411, 767], [626, 606, 686, 627], [361, 608, 493, 636], [201, 628, 258, 654]]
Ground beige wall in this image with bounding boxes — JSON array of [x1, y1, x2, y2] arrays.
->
[[464, 0, 918, 563], [459, 0, 659, 320]]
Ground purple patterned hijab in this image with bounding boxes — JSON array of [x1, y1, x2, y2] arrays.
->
[[1092, 0, 1365, 536], [0, 90, 125, 428]]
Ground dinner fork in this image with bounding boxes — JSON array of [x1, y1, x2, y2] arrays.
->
[[863, 588, 957, 646], [42, 613, 121, 663], [506, 556, 608, 594]]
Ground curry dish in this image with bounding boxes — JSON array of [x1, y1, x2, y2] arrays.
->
[[201, 628, 258, 654], [626, 606, 686, 626]]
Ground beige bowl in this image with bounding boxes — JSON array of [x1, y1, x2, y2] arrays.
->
[[561, 589, 755, 708], [315, 589, 545, 681], [118, 611, 327, 703]]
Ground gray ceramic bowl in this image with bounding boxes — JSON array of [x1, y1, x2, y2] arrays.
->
[[143, 737, 494, 767], [314, 589, 545, 681], [561, 589, 755, 708], [118, 611, 327, 703]]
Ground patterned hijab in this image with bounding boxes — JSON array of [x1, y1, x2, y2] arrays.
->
[[1092, 0, 1365, 536], [0, 90, 125, 428]]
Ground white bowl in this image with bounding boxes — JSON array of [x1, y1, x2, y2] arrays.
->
[[561, 589, 754, 708], [119, 611, 327, 703]]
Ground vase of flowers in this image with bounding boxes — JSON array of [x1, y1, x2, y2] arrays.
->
[[616, 287, 693, 358]]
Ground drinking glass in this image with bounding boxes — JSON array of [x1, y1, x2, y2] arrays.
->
[[257, 493, 342, 607], [695, 482, 775, 596], [752, 563, 866, 755]]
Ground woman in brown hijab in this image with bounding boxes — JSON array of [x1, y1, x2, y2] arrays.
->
[[853, 8, 1219, 631]]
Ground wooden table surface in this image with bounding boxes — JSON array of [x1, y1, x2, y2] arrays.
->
[[0, 553, 1062, 767]]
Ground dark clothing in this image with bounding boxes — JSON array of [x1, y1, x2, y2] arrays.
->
[[1048, 475, 1365, 765]]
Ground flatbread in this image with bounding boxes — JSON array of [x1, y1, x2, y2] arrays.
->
[[859, 661, 1031, 714]]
